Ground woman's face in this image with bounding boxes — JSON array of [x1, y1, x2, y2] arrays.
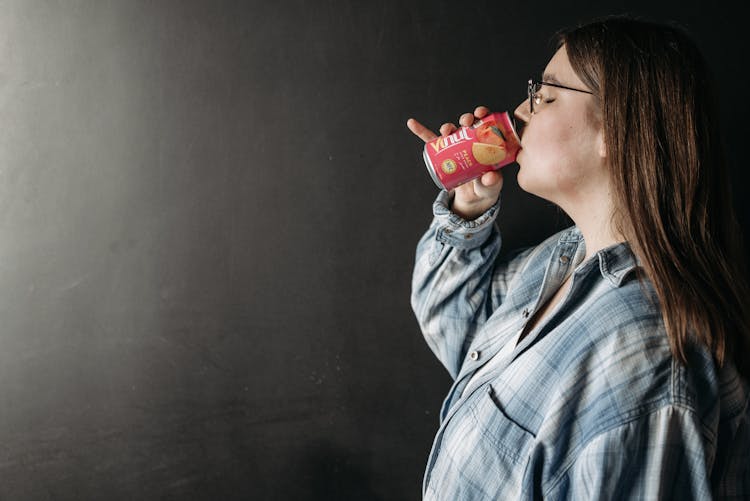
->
[[513, 45, 607, 210]]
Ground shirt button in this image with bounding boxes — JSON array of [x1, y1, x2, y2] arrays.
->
[[560, 255, 570, 264], [522, 308, 530, 318], [469, 350, 480, 361], [464, 233, 473, 239]]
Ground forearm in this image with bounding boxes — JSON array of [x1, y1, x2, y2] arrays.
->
[[411, 190, 503, 378]]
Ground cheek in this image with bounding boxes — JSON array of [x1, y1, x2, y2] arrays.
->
[[523, 120, 579, 158], [517, 123, 590, 195], [520, 125, 577, 172]]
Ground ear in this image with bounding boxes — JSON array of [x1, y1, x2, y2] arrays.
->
[[596, 127, 607, 159]]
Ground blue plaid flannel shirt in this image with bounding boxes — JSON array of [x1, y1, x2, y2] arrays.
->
[[411, 191, 750, 500]]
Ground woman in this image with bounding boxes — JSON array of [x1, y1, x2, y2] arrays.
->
[[406, 15, 749, 499]]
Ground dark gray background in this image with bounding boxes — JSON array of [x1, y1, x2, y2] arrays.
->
[[1, 1, 747, 499]]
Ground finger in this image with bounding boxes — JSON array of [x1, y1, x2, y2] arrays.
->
[[474, 106, 491, 119], [473, 171, 503, 198], [439, 122, 457, 136], [459, 112, 475, 127], [479, 170, 503, 189], [406, 118, 438, 143]]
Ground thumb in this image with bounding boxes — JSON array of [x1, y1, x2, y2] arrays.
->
[[474, 170, 504, 198]]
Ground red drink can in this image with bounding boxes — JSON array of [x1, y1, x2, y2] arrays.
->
[[422, 111, 521, 191]]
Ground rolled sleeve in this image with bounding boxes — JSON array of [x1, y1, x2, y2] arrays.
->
[[431, 190, 501, 250]]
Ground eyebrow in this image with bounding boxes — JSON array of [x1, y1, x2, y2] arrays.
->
[[542, 73, 562, 84]]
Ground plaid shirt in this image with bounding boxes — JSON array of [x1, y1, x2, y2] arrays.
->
[[411, 191, 750, 500]]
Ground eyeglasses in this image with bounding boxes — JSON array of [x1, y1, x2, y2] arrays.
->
[[527, 79, 594, 114]]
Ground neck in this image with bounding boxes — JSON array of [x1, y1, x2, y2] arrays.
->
[[562, 191, 625, 262]]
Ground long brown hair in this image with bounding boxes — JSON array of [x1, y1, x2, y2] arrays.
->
[[558, 16, 750, 377]]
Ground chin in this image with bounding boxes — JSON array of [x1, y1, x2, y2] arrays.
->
[[516, 167, 531, 192], [516, 171, 546, 199]]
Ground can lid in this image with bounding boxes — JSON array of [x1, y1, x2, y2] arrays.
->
[[423, 148, 445, 190]]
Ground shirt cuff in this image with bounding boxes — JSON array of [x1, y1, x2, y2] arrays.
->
[[432, 190, 500, 249]]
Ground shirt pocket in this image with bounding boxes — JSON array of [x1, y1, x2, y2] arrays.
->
[[469, 384, 536, 464], [426, 384, 537, 497]]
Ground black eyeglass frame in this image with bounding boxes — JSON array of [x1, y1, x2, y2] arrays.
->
[[527, 79, 594, 114]]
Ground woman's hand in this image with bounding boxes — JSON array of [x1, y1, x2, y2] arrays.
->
[[407, 106, 504, 220]]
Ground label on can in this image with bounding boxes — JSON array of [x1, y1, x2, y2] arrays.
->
[[422, 111, 521, 191]]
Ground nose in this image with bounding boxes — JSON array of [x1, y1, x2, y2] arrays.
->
[[513, 99, 530, 138], [514, 99, 530, 124]]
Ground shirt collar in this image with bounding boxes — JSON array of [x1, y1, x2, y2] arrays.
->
[[560, 227, 640, 287]]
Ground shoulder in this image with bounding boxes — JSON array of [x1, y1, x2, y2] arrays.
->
[[545, 274, 704, 434], [549, 293, 725, 441], [539, 330, 727, 492], [542, 403, 717, 499]]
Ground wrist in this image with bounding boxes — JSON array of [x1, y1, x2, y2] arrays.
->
[[450, 199, 488, 221]]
